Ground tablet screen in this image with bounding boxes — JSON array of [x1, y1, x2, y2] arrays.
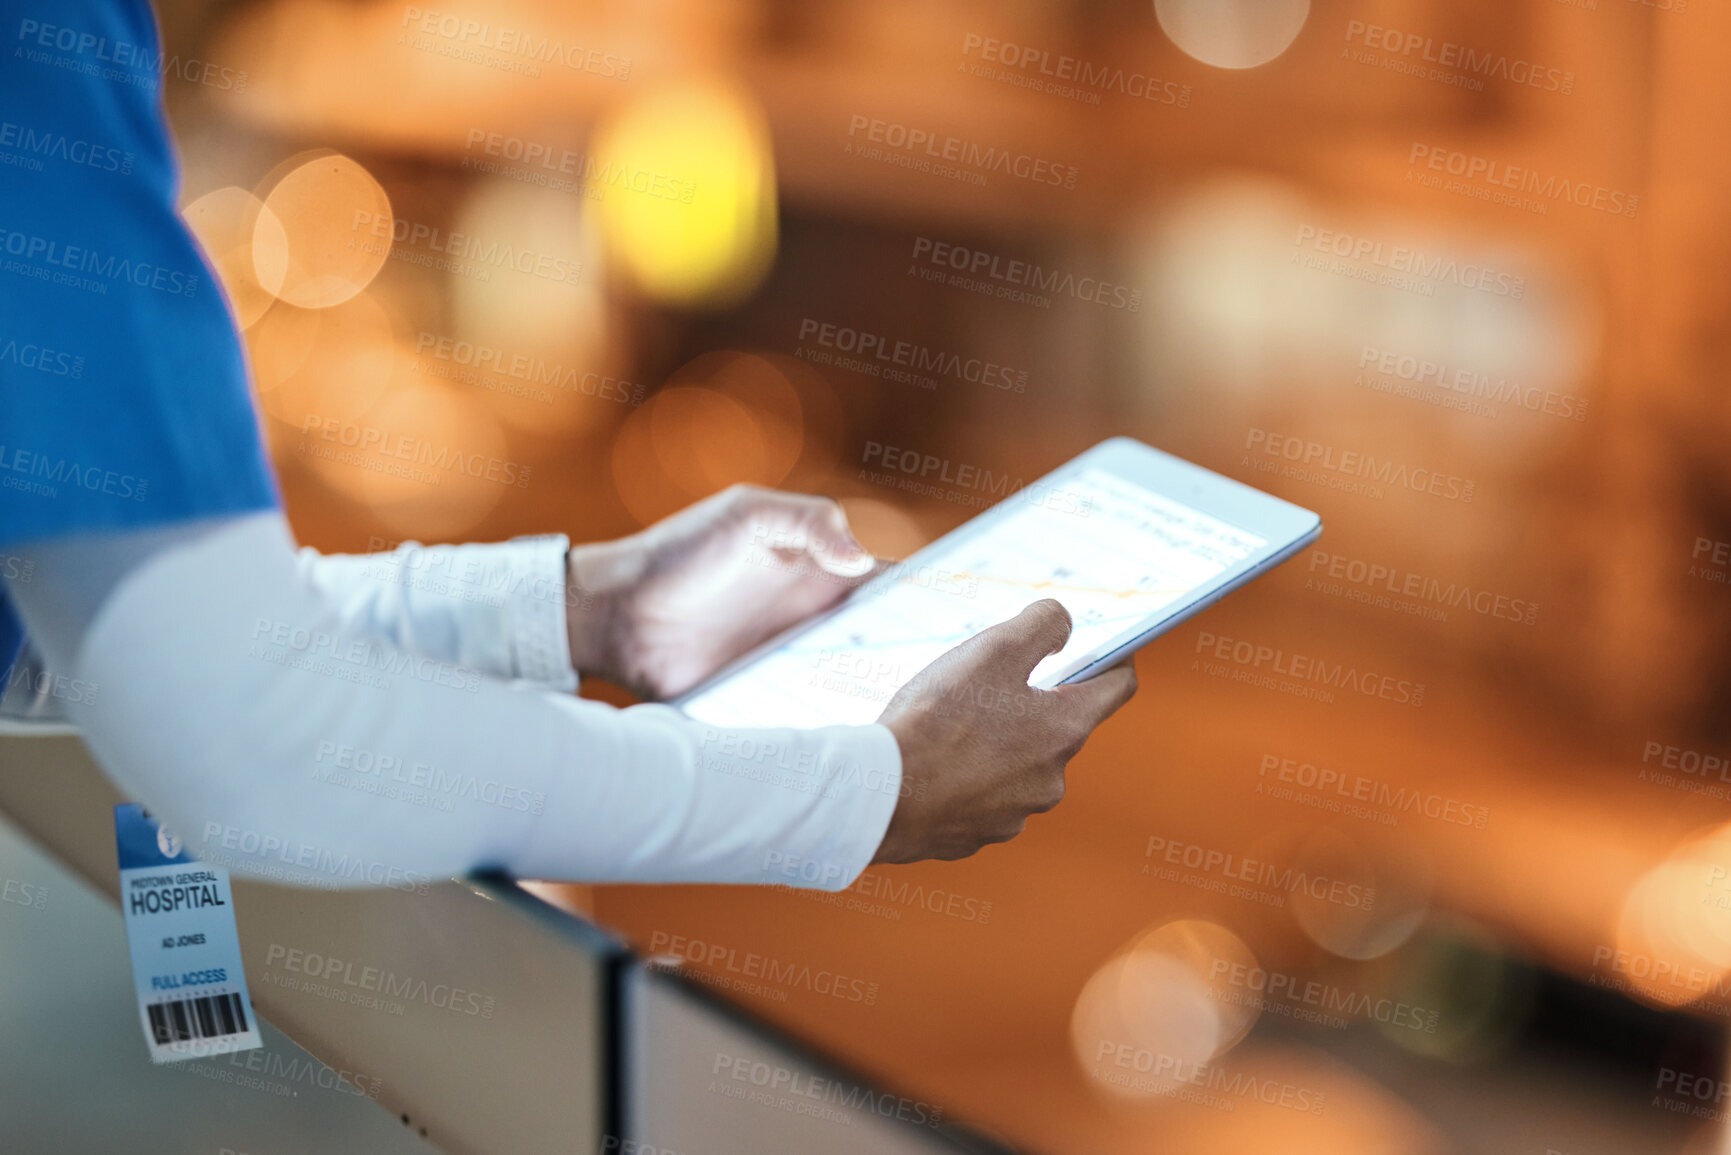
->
[[681, 466, 1267, 728]]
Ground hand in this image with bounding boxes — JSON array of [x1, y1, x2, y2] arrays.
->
[[871, 600, 1138, 864], [565, 485, 876, 699]]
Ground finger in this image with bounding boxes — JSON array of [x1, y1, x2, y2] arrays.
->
[[1050, 662, 1139, 729], [802, 554, 889, 603], [961, 599, 1073, 683], [745, 491, 874, 577], [807, 500, 874, 577], [852, 555, 895, 586]]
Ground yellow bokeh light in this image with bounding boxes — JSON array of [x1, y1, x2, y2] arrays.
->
[[256, 152, 393, 309], [181, 186, 286, 329], [590, 84, 778, 307]]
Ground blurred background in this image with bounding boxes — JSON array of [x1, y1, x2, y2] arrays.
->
[[134, 0, 1731, 1149]]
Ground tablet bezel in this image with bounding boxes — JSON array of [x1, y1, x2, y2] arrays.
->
[[672, 436, 1321, 712]]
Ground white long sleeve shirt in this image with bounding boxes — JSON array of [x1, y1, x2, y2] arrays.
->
[[1, 512, 902, 892]]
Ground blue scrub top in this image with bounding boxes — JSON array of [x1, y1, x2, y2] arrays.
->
[[0, 0, 280, 682]]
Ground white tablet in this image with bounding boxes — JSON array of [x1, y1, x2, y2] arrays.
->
[[676, 437, 1321, 729]]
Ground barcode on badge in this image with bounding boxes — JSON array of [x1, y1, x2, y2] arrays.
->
[[146, 992, 250, 1046]]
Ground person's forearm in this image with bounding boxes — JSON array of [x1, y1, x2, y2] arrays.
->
[[5, 513, 901, 889]]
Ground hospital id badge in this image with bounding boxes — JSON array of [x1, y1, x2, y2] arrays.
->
[[115, 804, 261, 1063]]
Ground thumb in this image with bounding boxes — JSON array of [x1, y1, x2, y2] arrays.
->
[[964, 599, 1074, 683], [1048, 661, 1139, 729]]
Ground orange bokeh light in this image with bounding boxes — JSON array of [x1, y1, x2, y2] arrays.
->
[[180, 185, 287, 330], [256, 152, 393, 309], [610, 352, 809, 525], [1615, 826, 1731, 1009]]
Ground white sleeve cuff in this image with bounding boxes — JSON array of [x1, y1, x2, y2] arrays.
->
[[776, 723, 904, 889], [498, 534, 578, 692], [518, 706, 903, 891], [297, 535, 577, 693]]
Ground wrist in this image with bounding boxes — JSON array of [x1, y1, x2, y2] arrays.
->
[[564, 538, 641, 682], [871, 718, 917, 864]]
